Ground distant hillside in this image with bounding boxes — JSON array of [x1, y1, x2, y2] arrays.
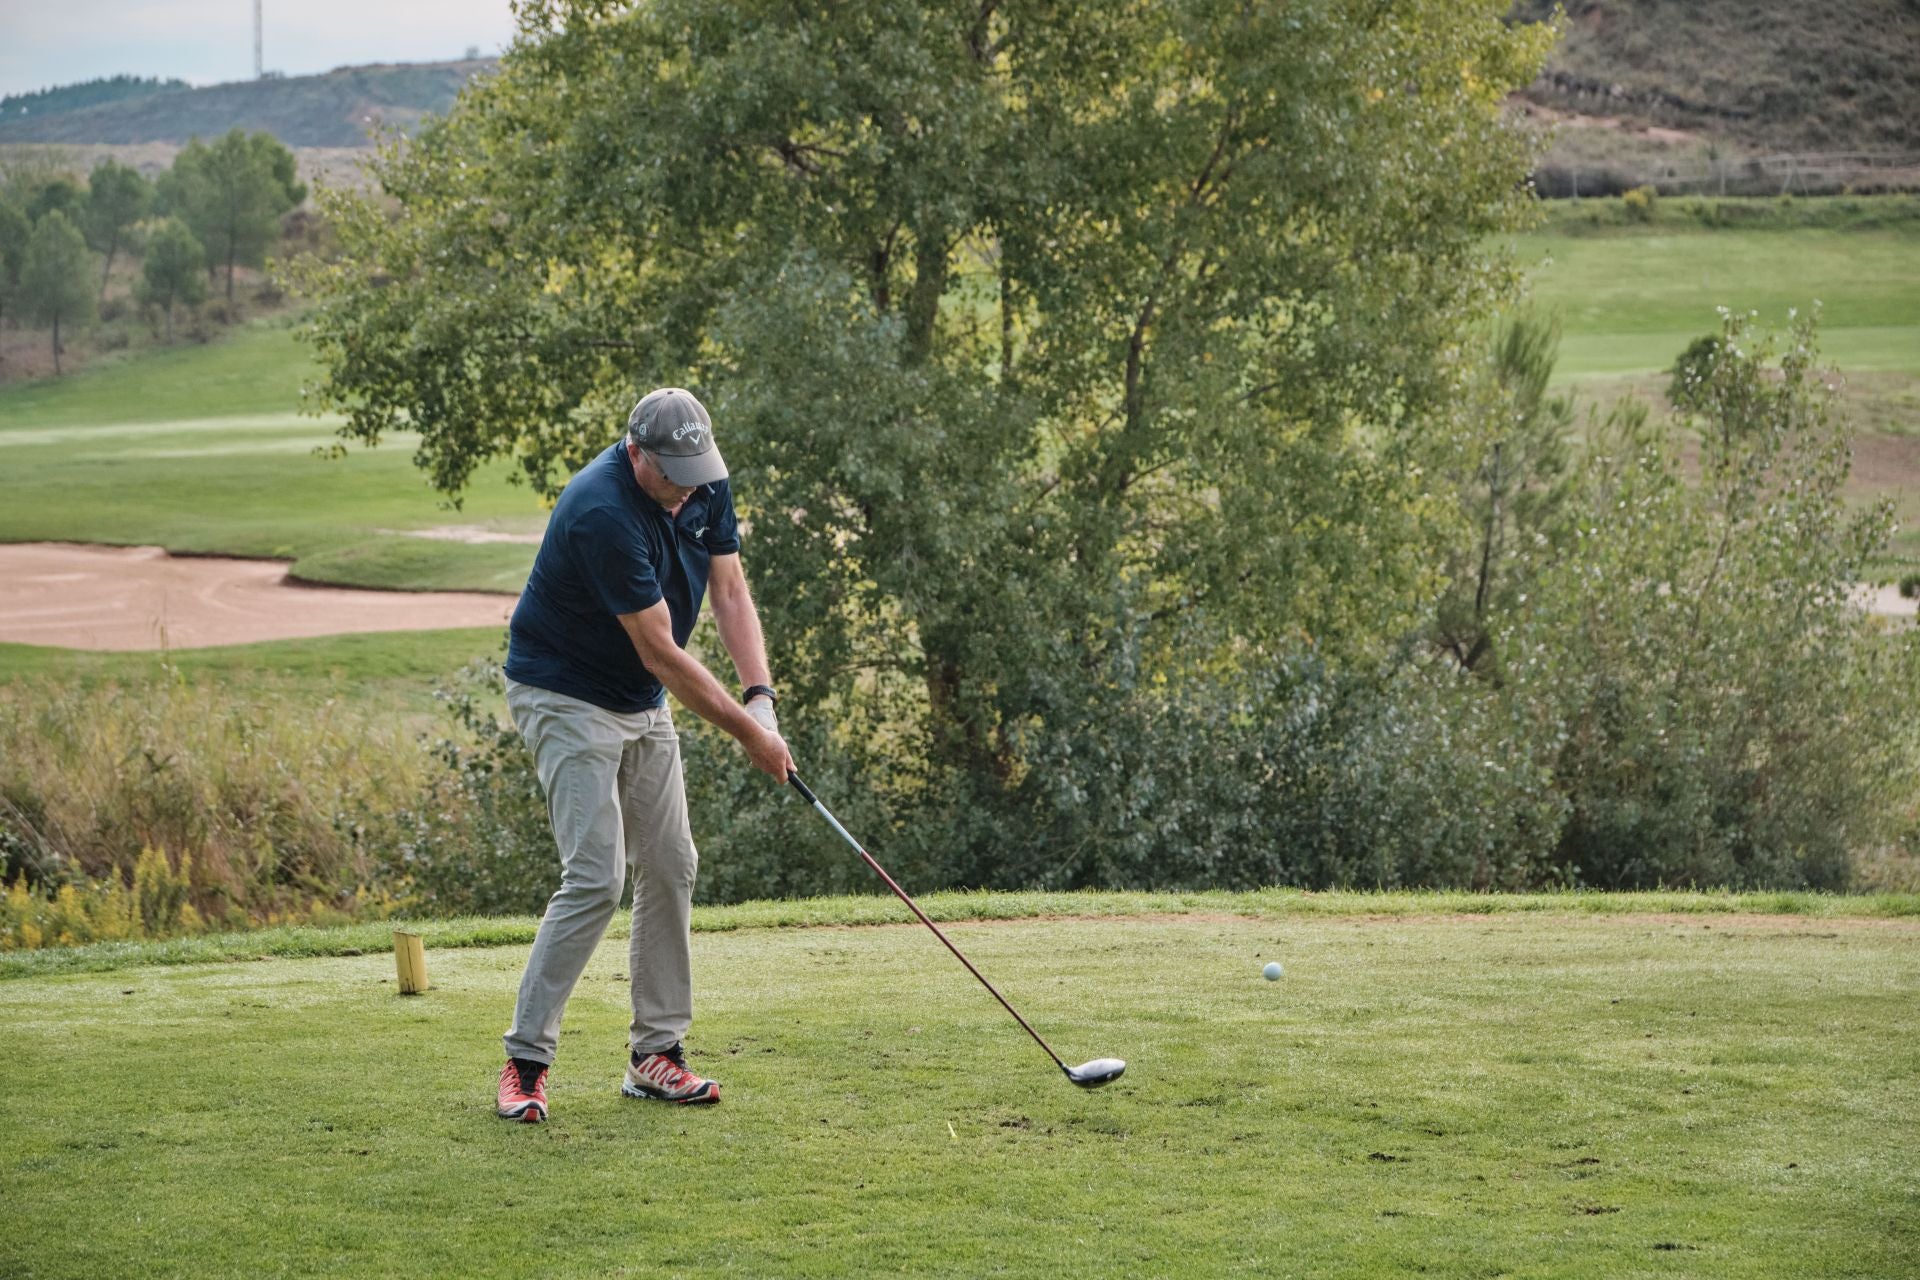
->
[[0, 60, 493, 148], [1513, 0, 1918, 152], [0, 75, 192, 122], [1509, 0, 1920, 196]]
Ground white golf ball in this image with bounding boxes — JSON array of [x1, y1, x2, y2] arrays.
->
[[1262, 961, 1283, 981]]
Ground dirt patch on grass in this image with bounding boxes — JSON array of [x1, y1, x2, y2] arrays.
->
[[1848, 431, 1920, 494], [1512, 100, 1703, 146], [388, 525, 545, 546], [0, 541, 514, 650]]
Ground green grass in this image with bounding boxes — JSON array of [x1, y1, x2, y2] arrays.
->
[[0, 320, 547, 591], [1512, 215, 1920, 381], [0, 318, 322, 427], [4, 895, 1916, 1277], [1534, 196, 1920, 237], [0, 628, 507, 710]]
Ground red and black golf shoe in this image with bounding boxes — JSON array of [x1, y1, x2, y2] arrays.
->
[[496, 1058, 549, 1123], [623, 1043, 720, 1105]]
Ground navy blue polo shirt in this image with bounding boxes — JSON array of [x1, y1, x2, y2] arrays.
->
[[505, 441, 741, 712]]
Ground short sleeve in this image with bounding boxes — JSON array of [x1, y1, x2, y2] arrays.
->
[[702, 480, 741, 556], [568, 505, 663, 616]]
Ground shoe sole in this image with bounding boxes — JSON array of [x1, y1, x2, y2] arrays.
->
[[621, 1080, 720, 1105], [497, 1103, 547, 1123]]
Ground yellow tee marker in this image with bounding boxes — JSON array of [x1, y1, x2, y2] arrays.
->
[[393, 930, 430, 995]]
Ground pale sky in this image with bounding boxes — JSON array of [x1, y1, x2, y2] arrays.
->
[[0, 0, 522, 99]]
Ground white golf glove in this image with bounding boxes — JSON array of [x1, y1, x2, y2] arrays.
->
[[746, 698, 778, 734]]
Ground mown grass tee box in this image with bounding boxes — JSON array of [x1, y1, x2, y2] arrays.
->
[[3, 899, 1915, 1279]]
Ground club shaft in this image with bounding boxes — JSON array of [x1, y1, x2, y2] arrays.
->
[[789, 774, 1067, 1072]]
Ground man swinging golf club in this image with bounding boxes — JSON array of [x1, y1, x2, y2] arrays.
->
[[495, 387, 793, 1123]]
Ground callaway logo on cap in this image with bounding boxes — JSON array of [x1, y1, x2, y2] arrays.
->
[[627, 387, 729, 487]]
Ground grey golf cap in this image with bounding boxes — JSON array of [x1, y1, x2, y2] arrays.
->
[[626, 387, 728, 487]]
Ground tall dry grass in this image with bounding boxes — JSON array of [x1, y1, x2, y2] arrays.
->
[[0, 674, 432, 928]]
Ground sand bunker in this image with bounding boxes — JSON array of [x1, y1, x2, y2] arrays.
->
[[0, 543, 516, 651], [1851, 583, 1918, 620]]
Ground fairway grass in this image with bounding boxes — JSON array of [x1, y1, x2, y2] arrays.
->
[[1511, 220, 1920, 382], [0, 410, 545, 592], [0, 628, 508, 710], [0, 318, 322, 427], [5, 900, 1916, 1278], [0, 318, 547, 593]]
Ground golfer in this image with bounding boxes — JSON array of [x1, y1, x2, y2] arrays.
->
[[495, 387, 793, 1123]]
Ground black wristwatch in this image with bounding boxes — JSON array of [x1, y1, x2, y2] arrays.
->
[[742, 684, 778, 706]]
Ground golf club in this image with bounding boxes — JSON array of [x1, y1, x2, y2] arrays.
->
[[787, 771, 1127, 1089]]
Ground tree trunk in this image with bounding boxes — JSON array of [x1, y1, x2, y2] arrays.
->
[[903, 229, 949, 365], [998, 244, 1015, 387], [51, 312, 62, 375], [163, 300, 174, 343], [226, 242, 237, 303], [99, 240, 117, 301]]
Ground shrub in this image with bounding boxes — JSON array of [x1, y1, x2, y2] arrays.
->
[[1900, 573, 1920, 601], [980, 644, 1568, 893], [1500, 314, 1920, 888], [0, 846, 199, 950], [390, 650, 1574, 905], [1621, 185, 1658, 221], [364, 661, 554, 916], [1666, 333, 1721, 411]]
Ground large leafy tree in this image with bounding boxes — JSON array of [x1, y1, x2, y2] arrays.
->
[[160, 130, 305, 303], [83, 158, 151, 297], [19, 210, 97, 374], [302, 0, 1552, 871]]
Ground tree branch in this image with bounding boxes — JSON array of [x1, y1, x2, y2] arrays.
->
[[967, 0, 1000, 61]]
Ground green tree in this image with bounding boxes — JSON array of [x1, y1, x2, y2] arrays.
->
[[20, 210, 97, 374], [25, 175, 84, 225], [0, 202, 30, 348], [1430, 313, 1575, 676], [302, 0, 1555, 880], [160, 130, 305, 303], [83, 158, 152, 297], [136, 217, 207, 341], [1665, 331, 1721, 413]]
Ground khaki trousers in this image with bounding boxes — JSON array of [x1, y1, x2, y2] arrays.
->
[[502, 679, 699, 1066]]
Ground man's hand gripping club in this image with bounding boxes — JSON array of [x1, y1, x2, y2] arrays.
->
[[616, 601, 794, 781]]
